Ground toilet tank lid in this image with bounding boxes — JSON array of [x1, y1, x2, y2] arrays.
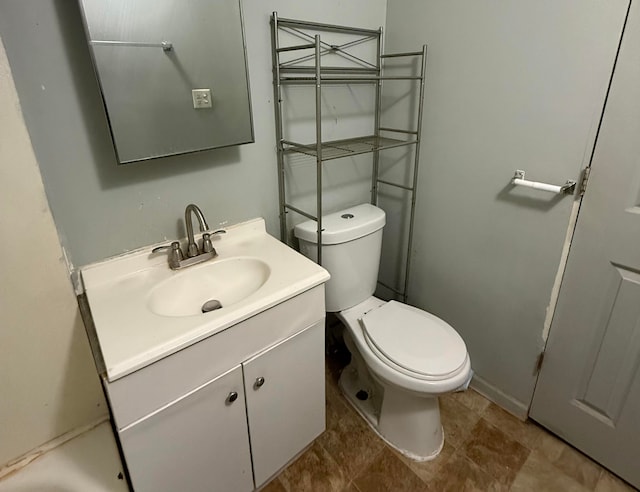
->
[[294, 203, 386, 245]]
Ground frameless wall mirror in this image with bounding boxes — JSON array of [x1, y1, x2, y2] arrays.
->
[[78, 0, 254, 164]]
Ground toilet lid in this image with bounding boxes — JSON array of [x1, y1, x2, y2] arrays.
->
[[360, 301, 468, 379]]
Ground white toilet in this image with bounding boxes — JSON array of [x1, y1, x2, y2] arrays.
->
[[294, 203, 472, 461]]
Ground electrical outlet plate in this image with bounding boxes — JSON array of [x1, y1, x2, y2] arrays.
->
[[192, 88, 212, 109]]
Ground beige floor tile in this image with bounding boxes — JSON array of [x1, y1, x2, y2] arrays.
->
[[272, 356, 637, 492], [318, 388, 385, 479], [460, 419, 530, 488], [532, 427, 570, 461], [325, 354, 347, 388], [325, 362, 355, 413], [595, 470, 639, 492], [279, 441, 348, 492], [481, 403, 543, 449], [353, 447, 429, 492], [390, 441, 456, 484], [534, 430, 603, 489], [449, 388, 492, 414], [440, 396, 483, 448], [260, 476, 287, 492], [428, 450, 508, 492], [324, 380, 350, 424], [510, 450, 591, 492], [343, 482, 362, 492]]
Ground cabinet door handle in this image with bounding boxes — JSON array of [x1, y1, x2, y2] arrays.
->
[[227, 391, 238, 403], [254, 377, 265, 389]]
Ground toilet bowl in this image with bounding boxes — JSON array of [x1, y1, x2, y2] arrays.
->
[[337, 296, 471, 459], [294, 203, 472, 460]]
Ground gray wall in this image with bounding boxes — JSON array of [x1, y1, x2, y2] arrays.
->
[[0, 0, 387, 268], [3, 0, 628, 415], [382, 0, 628, 412]]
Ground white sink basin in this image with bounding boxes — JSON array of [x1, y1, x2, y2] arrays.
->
[[81, 218, 330, 382], [148, 258, 270, 317]]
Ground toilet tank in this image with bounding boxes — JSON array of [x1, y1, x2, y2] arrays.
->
[[294, 203, 385, 312]]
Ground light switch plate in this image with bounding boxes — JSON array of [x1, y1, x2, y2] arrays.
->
[[192, 88, 212, 109]]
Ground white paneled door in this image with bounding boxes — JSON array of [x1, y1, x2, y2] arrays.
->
[[530, 1, 640, 487]]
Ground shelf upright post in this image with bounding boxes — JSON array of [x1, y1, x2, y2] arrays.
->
[[371, 27, 384, 206], [314, 34, 323, 265], [402, 44, 428, 302], [271, 13, 288, 243]]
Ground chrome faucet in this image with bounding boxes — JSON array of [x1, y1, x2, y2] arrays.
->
[[152, 204, 225, 270], [185, 203, 210, 257]]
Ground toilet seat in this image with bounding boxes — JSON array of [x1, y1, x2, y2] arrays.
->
[[338, 296, 472, 394], [360, 301, 468, 381]]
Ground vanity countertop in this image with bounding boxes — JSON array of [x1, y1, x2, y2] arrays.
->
[[81, 218, 329, 382]]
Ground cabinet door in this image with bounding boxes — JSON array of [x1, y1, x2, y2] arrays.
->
[[244, 321, 325, 487], [119, 365, 253, 492]]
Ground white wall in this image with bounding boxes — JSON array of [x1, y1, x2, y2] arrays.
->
[[0, 37, 106, 467], [0, 0, 388, 269]]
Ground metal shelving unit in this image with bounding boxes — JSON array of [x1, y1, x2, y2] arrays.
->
[[271, 13, 427, 301]]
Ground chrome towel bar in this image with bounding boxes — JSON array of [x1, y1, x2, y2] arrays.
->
[[91, 40, 173, 51], [512, 170, 576, 195]]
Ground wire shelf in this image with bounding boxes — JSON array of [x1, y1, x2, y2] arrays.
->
[[272, 12, 427, 300], [282, 135, 417, 161]]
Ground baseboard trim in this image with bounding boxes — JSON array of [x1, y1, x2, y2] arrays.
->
[[470, 375, 529, 421], [0, 415, 109, 481]]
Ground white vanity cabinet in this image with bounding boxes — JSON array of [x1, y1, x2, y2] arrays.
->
[[119, 365, 253, 492], [244, 321, 325, 487], [81, 219, 331, 492], [101, 287, 327, 492]]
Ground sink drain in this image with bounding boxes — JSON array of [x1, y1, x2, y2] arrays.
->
[[202, 299, 222, 313]]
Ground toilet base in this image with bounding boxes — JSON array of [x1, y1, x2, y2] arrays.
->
[[338, 359, 444, 462], [333, 296, 471, 461]]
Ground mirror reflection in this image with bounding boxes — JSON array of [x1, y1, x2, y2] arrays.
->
[[79, 0, 254, 164]]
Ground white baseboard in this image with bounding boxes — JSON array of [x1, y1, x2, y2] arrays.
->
[[470, 374, 530, 421]]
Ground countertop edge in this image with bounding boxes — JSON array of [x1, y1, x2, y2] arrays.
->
[[103, 272, 329, 382]]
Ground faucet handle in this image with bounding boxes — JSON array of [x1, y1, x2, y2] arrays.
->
[[201, 233, 221, 257], [152, 244, 170, 254], [152, 241, 182, 255], [152, 241, 184, 269], [202, 233, 214, 254]]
